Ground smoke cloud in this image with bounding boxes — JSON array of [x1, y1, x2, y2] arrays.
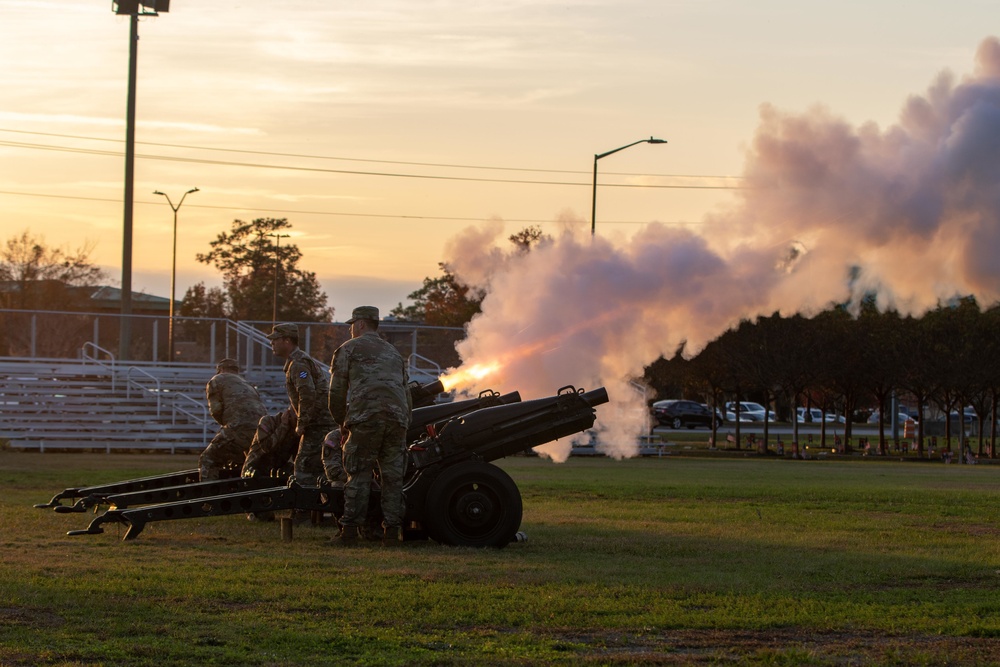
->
[[443, 36, 1000, 460]]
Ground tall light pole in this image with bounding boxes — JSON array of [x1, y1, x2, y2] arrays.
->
[[112, 0, 170, 359], [591, 136, 667, 236], [153, 187, 199, 362], [270, 233, 290, 325]]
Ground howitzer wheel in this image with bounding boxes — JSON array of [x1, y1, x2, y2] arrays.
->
[[423, 461, 522, 548]]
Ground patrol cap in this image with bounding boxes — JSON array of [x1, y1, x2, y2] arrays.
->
[[266, 322, 299, 340], [216, 358, 239, 371], [346, 306, 379, 324]]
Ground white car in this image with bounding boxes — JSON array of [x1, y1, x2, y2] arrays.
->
[[725, 401, 776, 422], [796, 407, 846, 424], [867, 410, 916, 425]]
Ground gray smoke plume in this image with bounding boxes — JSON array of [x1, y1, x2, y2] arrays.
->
[[443, 36, 1000, 460]]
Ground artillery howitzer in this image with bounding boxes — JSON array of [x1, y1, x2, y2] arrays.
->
[[35, 379, 453, 514], [38, 382, 517, 515], [46, 384, 608, 547]]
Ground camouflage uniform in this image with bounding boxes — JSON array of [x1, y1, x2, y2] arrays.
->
[[283, 347, 335, 485], [322, 427, 347, 484], [242, 408, 299, 478], [329, 320, 412, 532], [200, 368, 267, 480]]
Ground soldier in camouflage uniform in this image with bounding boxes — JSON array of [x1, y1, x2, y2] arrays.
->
[[200, 358, 267, 481], [266, 322, 334, 486], [328, 306, 412, 546], [241, 407, 299, 478]]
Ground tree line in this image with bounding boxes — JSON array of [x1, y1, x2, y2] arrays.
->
[[644, 298, 1000, 459]]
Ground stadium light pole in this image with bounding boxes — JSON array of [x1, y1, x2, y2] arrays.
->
[[153, 188, 199, 362], [591, 137, 667, 236], [270, 233, 290, 325], [112, 0, 170, 359]]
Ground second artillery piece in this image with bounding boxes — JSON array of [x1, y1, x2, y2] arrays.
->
[[45, 383, 609, 547]]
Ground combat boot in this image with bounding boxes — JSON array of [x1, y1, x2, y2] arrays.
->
[[382, 525, 402, 547], [329, 525, 359, 547]]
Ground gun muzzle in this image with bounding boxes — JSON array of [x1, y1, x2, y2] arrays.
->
[[580, 387, 609, 408], [410, 379, 446, 408]]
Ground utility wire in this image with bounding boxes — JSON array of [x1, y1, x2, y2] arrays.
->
[[0, 189, 707, 226], [0, 128, 746, 187]]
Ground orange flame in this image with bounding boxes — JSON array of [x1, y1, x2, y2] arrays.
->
[[439, 362, 501, 392]]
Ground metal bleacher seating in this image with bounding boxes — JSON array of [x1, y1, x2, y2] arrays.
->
[[0, 356, 287, 453], [0, 349, 442, 454]]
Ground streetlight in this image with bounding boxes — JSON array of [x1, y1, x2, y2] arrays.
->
[[153, 187, 199, 362], [112, 0, 170, 359], [591, 136, 667, 236]]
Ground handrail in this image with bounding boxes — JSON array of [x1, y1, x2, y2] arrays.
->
[[126, 366, 162, 417], [81, 342, 116, 392], [408, 353, 441, 375], [171, 392, 211, 448]]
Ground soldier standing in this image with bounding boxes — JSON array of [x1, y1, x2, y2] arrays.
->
[[328, 306, 412, 547], [200, 358, 267, 480], [266, 323, 334, 486]]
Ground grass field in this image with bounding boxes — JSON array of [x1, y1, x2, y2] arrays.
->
[[2, 452, 999, 666]]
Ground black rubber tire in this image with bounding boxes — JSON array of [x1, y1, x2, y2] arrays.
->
[[672, 417, 683, 429], [423, 461, 522, 548]]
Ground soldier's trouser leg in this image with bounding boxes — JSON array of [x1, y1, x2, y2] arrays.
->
[[340, 421, 381, 527], [293, 425, 327, 486], [322, 428, 347, 484], [200, 429, 247, 481], [376, 423, 407, 529]]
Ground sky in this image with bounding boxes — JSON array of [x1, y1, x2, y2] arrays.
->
[[1, 0, 992, 317]]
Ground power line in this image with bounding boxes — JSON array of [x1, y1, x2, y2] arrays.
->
[[0, 189, 707, 226], [0, 128, 747, 187]]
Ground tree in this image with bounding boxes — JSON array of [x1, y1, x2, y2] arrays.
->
[[195, 218, 333, 322], [0, 230, 106, 311], [179, 282, 227, 319], [391, 264, 483, 326], [508, 225, 548, 252]]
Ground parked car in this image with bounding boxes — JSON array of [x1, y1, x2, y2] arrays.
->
[[651, 399, 723, 429], [949, 407, 977, 423], [796, 407, 846, 424], [867, 410, 916, 425], [724, 401, 776, 422]]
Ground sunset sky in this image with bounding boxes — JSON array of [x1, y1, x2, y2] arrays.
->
[[1, 0, 995, 319]]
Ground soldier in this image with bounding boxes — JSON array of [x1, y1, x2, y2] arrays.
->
[[241, 407, 299, 478], [266, 322, 334, 486], [328, 306, 412, 547], [200, 358, 267, 481]]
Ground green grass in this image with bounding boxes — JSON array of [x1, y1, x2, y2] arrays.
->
[[2, 452, 1000, 665]]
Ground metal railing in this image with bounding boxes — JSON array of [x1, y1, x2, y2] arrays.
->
[[171, 391, 211, 447], [125, 366, 162, 417], [81, 342, 117, 392]]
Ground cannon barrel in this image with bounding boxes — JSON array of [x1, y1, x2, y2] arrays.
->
[[407, 389, 520, 443], [408, 385, 607, 469], [409, 379, 446, 408], [579, 386, 610, 408]]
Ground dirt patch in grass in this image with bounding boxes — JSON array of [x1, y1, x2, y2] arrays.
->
[[0, 606, 64, 629], [553, 628, 1000, 665]]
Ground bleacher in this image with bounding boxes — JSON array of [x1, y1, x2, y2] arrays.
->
[[0, 357, 287, 453], [0, 352, 441, 454]]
